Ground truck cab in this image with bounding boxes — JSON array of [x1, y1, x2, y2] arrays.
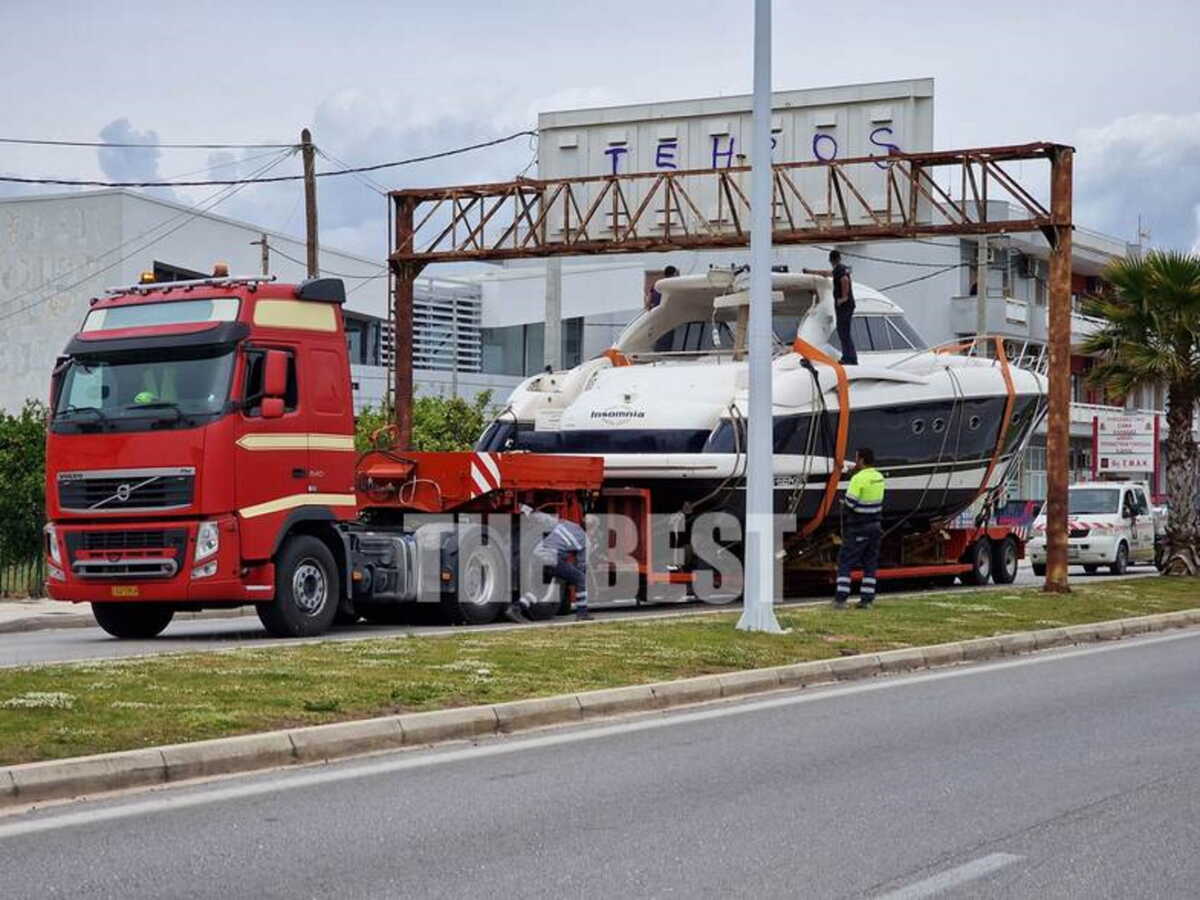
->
[[1027, 481, 1157, 576], [44, 269, 358, 638]]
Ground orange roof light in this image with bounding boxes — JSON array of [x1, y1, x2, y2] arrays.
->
[[138, 271, 156, 284], [212, 261, 230, 277]]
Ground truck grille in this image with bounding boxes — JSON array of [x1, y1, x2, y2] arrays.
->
[[57, 468, 195, 512], [65, 528, 188, 580], [79, 530, 174, 551]]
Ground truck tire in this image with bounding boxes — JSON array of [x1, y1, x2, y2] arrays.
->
[[454, 532, 510, 625], [991, 536, 1019, 584], [1032, 562, 1046, 577], [1083, 565, 1099, 575], [258, 535, 340, 637], [91, 602, 174, 639], [1110, 541, 1129, 576], [960, 537, 993, 586]]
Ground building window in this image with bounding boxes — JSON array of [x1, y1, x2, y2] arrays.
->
[[481, 318, 586, 376], [344, 313, 382, 366]]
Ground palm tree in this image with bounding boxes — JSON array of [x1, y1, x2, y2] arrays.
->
[[1081, 250, 1200, 575]]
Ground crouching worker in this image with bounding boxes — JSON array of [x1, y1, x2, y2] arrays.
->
[[507, 505, 592, 623], [834, 447, 886, 610]]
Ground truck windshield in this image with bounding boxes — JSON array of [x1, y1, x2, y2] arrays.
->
[[52, 347, 235, 432], [1068, 489, 1120, 515]]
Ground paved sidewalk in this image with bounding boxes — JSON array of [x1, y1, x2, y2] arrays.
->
[[0, 598, 253, 635]]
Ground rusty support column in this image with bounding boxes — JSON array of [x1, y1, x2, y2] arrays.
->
[[392, 196, 423, 449], [1043, 146, 1074, 593]]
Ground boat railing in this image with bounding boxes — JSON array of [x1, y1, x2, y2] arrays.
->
[[889, 335, 1048, 375]]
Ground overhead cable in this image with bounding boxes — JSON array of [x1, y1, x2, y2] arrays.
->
[[0, 130, 537, 188]]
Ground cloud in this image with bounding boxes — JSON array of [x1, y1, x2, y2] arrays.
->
[[1074, 112, 1200, 251]]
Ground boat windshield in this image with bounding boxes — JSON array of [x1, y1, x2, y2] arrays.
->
[[829, 314, 926, 352]]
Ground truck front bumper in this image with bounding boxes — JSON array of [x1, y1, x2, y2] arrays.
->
[[1027, 534, 1120, 566], [44, 516, 274, 605]]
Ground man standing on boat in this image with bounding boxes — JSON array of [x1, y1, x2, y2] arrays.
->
[[803, 250, 858, 365], [834, 447, 886, 610]]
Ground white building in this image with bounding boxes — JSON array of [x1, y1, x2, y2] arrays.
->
[[0, 188, 506, 412]]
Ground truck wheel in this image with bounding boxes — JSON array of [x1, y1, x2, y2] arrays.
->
[[455, 536, 509, 625], [991, 536, 1019, 584], [258, 535, 339, 637], [1083, 565, 1099, 575], [1032, 563, 1046, 577], [91, 602, 174, 639], [960, 537, 993, 586], [1110, 541, 1129, 576]]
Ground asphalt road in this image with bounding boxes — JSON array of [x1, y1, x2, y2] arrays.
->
[[0, 563, 1157, 668], [2, 628, 1198, 898]]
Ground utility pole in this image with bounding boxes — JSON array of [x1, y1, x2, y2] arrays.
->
[[975, 236, 988, 343], [736, 0, 784, 634], [250, 233, 270, 276], [301, 128, 319, 278], [544, 257, 563, 371], [1043, 146, 1075, 594]]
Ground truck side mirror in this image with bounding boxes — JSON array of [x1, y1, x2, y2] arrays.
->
[[264, 350, 289, 399], [261, 397, 285, 419]]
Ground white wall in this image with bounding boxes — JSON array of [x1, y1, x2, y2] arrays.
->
[[0, 189, 392, 411], [0, 192, 124, 408]]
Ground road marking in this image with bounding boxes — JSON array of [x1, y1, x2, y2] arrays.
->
[[876, 853, 1023, 899], [0, 627, 1197, 840]]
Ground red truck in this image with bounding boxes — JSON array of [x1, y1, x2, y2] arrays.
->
[[44, 270, 610, 638]]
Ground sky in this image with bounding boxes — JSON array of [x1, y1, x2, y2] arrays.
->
[[2, 0, 1198, 261]]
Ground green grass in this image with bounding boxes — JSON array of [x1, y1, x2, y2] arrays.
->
[[0, 578, 1197, 766]]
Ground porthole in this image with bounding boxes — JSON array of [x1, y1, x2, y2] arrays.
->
[[932, 418, 946, 433], [968, 415, 982, 431], [911, 419, 926, 435]]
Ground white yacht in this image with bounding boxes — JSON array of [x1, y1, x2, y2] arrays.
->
[[478, 270, 1046, 532]]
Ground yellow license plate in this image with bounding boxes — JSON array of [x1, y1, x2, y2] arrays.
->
[[110, 586, 139, 598]]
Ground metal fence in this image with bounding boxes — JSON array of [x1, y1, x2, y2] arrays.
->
[[1, 549, 45, 598]]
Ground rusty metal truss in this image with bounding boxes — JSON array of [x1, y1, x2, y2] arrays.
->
[[385, 140, 1077, 596], [389, 142, 1070, 268]]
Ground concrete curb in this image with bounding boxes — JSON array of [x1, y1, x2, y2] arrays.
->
[[3, 607, 1198, 811]]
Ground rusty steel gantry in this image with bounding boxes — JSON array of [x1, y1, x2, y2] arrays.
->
[[388, 141, 1075, 592]]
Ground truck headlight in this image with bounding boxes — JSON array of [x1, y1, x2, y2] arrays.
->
[[195, 521, 220, 562], [44, 523, 62, 565]]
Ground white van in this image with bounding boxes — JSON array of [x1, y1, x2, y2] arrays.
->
[[1027, 482, 1157, 576]]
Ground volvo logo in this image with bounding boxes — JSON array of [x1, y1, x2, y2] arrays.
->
[[115, 483, 132, 502]]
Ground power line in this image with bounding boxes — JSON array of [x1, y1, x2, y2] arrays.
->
[[0, 130, 537, 188], [0, 148, 295, 311], [269, 245, 386, 280], [0, 137, 294, 150], [0, 150, 294, 325], [879, 263, 966, 292]]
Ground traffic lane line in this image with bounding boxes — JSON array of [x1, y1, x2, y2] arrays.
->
[[1, 627, 1196, 840], [875, 853, 1023, 899]]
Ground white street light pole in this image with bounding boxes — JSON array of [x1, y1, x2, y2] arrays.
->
[[736, 0, 784, 634]]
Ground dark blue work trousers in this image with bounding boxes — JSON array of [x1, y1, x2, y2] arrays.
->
[[836, 519, 881, 602]]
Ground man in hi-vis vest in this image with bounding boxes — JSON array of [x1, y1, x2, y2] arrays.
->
[[834, 447, 886, 609]]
